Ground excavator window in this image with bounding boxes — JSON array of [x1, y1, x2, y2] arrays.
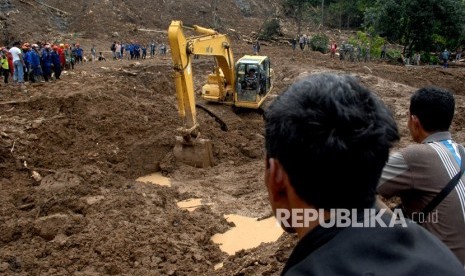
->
[[244, 68, 258, 90], [237, 64, 260, 102], [238, 65, 257, 89]]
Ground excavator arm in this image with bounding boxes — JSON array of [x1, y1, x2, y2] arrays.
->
[[168, 21, 199, 139], [168, 20, 235, 123], [168, 20, 236, 167]]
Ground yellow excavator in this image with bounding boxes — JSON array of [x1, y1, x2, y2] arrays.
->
[[168, 20, 273, 168]]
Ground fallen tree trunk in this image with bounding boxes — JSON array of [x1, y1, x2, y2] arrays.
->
[[33, 0, 69, 16]]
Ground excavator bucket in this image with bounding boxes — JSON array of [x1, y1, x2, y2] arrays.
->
[[173, 136, 214, 168]]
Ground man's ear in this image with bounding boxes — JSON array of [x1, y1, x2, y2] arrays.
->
[[267, 158, 289, 202], [411, 114, 427, 133]]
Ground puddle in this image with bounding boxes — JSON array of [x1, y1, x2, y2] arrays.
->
[[211, 214, 284, 255], [176, 198, 213, 212], [136, 172, 171, 187]]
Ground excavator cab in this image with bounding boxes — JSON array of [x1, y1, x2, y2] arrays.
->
[[235, 55, 273, 109]]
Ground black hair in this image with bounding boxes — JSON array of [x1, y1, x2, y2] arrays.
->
[[264, 73, 399, 209], [410, 86, 455, 132], [13, 41, 20, 46]]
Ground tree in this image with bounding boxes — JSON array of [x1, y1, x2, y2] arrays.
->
[[283, 0, 317, 35], [259, 18, 282, 40], [325, 0, 376, 29], [365, 0, 465, 55], [211, 0, 220, 29]]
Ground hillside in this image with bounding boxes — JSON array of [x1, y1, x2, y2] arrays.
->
[[1, 0, 285, 45]]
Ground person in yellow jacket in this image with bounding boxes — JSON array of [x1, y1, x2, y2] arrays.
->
[[1, 48, 10, 84]]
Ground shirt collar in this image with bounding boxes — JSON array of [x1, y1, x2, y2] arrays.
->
[[281, 205, 376, 275], [421, 131, 452, 144]]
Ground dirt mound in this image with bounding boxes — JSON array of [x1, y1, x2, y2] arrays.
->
[[1, 39, 465, 275], [1, 0, 277, 45]]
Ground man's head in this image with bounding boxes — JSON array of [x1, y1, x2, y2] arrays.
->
[[248, 68, 256, 76], [408, 86, 455, 142], [264, 74, 398, 219]]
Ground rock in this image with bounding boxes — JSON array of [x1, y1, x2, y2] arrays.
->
[[17, 203, 35, 211], [151, 256, 162, 266], [0, 222, 19, 243], [83, 195, 105, 205], [33, 213, 70, 240], [363, 65, 373, 73], [52, 233, 68, 245], [34, 214, 69, 239], [28, 134, 39, 140], [0, 262, 9, 273], [39, 171, 82, 192], [31, 171, 42, 182], [31, 119, 43, 129], [258, 258, 268, 265], [192, 253, 203, 262]]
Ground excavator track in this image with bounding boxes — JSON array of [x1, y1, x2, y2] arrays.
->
[[196, 100, 242, 131]]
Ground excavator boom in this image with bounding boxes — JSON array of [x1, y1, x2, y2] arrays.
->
[[168, 20, 213, 167]]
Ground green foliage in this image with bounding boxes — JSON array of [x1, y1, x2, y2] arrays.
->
[[348, 30, 386, 58], [259, 18, 281, 40], [283, 0, 316, 34], [422, 52, 440, 65], [310, 33, 329, 54], [365, 0, 465, 54], [431, 34, 447, 52], [386, 49, 401, 60], [325, 0, 366, 28]]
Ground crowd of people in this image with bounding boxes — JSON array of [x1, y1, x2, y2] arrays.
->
[[290, 34, 464, 68], [1, 41, 84, 87], [291, 34, 373, 62], [0, 39, 171, 87], [108, 40, 167, 61]]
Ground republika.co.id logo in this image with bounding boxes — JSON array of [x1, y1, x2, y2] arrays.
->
[[274, 208, 434, 228]]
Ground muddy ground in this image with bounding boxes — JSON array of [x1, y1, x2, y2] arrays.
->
[[1, 40, 465, 276]]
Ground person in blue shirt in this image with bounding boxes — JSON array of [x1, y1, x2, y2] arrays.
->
[[29, 44, 43, 82], [442, 49, 450, 68], [141, 44, 147, 59], [74, 43, 83, 64], [134, 43, 140, 59], [22, 44, 31, 82], [51, 46, 62, 80], [150, 40, 156, 57], [41, 46, 53, 82], [129, 43, 135, 60]]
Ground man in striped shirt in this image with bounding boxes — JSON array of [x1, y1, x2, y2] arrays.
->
[[378, 86, 465, 264]]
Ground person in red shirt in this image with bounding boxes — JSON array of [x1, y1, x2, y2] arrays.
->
[[330, 41, 337, 58], [59, 44, 66, 69], [6, 50, 14, 76]]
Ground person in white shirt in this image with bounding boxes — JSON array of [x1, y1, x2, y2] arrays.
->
[[9, 41, 25, 84]]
